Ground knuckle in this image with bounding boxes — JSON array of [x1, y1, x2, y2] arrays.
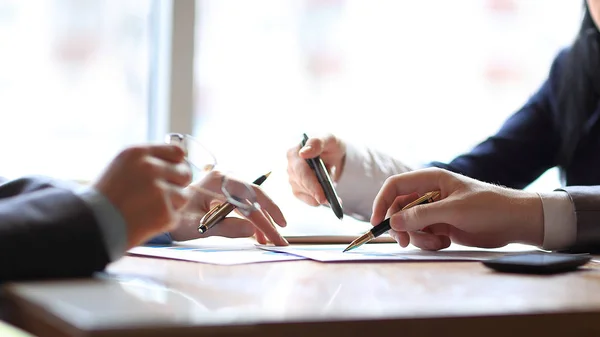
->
[[150, 181, 165, 197], [118, 146, 145, 161], [180, 165, 192, 184], [407, 207, 420, 223], [171, 144, 185, 158], [139, 158, 159, 175], [382, 176, 396, 189], [310, 137, 322, 146], [205, 170, 221, 181], [430, 167, 447, 186], [292, 190, 304, 199]]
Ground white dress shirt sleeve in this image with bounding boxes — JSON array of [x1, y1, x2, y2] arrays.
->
[[538, 191, 577, 250], [335, 143, 412, 221]]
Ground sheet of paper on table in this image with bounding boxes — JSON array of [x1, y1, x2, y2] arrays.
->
[[127, 238, 305, 265], [278, 212, 397, 244], [258, 243, 540, 262]]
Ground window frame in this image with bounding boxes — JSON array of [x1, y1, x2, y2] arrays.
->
[[147, 0, 196, 142]]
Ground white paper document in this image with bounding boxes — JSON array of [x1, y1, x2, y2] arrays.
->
[[128, 244, 305, 265], [258, 243, 539, 262]]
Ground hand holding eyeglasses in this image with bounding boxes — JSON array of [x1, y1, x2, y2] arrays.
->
[[93, 144, 192, 249], [165, 133, 289, 246]]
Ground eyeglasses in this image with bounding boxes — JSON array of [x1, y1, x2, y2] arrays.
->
[[165, 133, 216, 181], [165, 133, 261, 221]]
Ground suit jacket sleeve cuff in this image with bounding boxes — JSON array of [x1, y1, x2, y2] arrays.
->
[[76, 187, 127, 262], [537, 191, 576, 251], [555, 186, 600, 252]]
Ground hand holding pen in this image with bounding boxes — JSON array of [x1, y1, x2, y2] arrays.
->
[[368, 168, 545, 251], [287, 134, 345, 219], [165, 133, 288, 245], [192, 171, 289, 246], [165, 171, 288, 246], [199, 172, 272, 233], [344, 191, 440, 251]]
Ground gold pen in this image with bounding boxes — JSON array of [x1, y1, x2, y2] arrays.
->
[[198, 171, 271, 233], [343, 191, 441, 252]]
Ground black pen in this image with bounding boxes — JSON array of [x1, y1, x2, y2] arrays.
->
[[302, 133, 344, 219], [343, 191, 440, 252], [198, 172, 271, 233]]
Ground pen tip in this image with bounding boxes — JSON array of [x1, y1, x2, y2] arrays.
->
[[343, 232, 374, 252], [342, 244, 357, 252], [264, 171, 272, 178]]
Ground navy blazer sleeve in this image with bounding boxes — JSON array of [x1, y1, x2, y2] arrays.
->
[[430, 51, 567, 189], [557, 186, 600, 253], [0, 177, 110, 282]]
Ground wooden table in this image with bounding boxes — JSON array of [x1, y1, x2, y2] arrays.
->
[[4, 255, 600, 337]]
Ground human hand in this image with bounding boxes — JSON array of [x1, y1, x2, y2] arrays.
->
[[286, 134, 346, 206], [371, 168, 544, 250], [170, 171, 289, 246], [93, 145, 192, 249]]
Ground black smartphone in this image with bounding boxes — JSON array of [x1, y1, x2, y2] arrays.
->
[[482, 252, 591, 274], [301, 133, 344, 219]]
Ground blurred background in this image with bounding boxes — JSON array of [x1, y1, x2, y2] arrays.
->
[[0, 0, 583, 235]]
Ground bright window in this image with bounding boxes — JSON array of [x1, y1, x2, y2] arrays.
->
[[193, 0, 582, 233], [0, 1, 583, 233], [0, 0, 152, 181]]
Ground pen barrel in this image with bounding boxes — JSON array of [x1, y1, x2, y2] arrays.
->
[[198, 203, 236, 232], [314, 159, 343, 214], [302, 133, 343, 219], [371, 218, 391, 237], [253, 175, 267, 185]]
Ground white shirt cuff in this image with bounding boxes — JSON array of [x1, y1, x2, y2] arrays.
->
[[538, 191, 576, 251], [336, 143, 412, 220]]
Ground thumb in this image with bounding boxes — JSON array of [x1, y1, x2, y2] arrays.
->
[[371, 168, 447, 226], [299, 137, 325, 159], [389, 201, 449, 232]]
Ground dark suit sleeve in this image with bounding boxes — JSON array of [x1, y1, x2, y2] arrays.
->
[[0, 178, 110, 282], [429, 51, 566, 189], [556, 186, 600, 252]]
